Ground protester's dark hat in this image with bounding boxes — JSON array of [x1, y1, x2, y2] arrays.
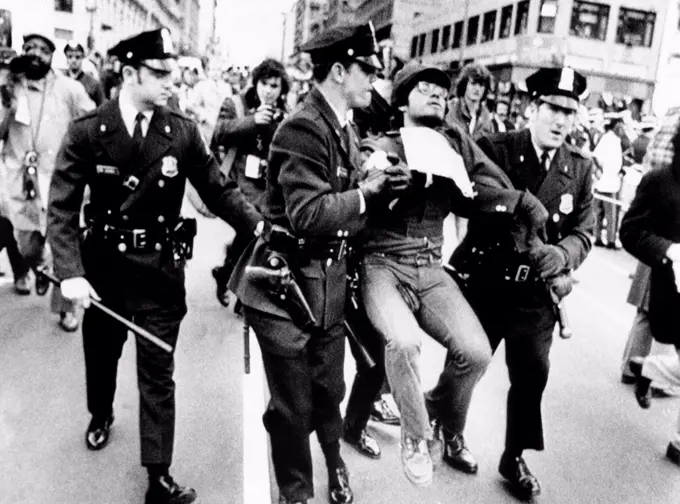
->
[[391, 62, 450, 107], [299, 22, 382, 71], [108, 28, 176, 73], [64, 41, 85, 54], [23, 32, 56, 53], [525, 67, 587, 112]]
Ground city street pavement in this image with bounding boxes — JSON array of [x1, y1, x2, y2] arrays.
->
[[0, 199, 246, 504], [3, 208, 680, 504]]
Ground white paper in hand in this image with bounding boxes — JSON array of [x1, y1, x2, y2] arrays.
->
[[400, 127, 475, 197]]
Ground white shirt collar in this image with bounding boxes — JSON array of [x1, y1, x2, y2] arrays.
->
[[531, 137, 556, 167], [316, 86, 351, 127], [118, 87, 154, 137]]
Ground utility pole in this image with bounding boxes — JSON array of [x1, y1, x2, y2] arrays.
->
[[458, 0, 470, 67]]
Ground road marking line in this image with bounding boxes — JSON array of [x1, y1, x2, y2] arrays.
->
[[243, 326, 271, 504]]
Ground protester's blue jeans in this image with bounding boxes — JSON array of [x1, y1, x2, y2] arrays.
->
[[361, 253, 492, 440]]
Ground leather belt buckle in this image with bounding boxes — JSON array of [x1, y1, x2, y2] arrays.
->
[[515, 264, 530, 282], [132, 229, 147, 249]]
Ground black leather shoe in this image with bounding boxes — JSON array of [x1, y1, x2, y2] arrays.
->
[[629, 357, 652, 409], [328, 465, 353, 504], [667, 443, 680, 466], [499, 452, 541, 498], [278, 497, 307, 504], [145, 475, 197, 504], [369, 398, 400, 426], [35, 268, 50, 296], [343, 428, 381, 459], [211, 266, 231, 307], [442, 430, 478, 474], [85, 414, 114, 450]]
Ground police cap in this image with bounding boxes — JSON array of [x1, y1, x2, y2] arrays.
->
[[299, 21, 382, 71], [525, 67, 587, 112], [391, 62, 450, 107], [64, 40, 85, 55], [108, 28, 176, 73]]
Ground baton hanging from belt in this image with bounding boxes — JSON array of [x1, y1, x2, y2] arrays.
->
[[36, 267, 174, 353]]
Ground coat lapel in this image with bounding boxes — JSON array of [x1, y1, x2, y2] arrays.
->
[[97, 99, 136, 172], [507, 129, 543, 193], [134, 106, 173, 174], [309, 88, 356, 175]]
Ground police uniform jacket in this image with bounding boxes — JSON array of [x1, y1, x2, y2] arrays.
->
[[360, 124, 525, 257], [455, 128, 595, 330], [47, 97, 262, 308], [620, 165, 680, 347], [229, 87, 366, 355]]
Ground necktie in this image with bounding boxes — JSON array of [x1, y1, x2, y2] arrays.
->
[[132, 112, 145, 148], [540, 151, 551, 172]]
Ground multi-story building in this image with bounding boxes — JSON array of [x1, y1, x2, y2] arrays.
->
[[0, 0, 193, 61], [326, 0, 362, 27], [407, 0, 668, 113], [293, 0, 329, 49]]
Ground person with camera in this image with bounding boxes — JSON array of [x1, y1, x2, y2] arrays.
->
[[209, 58, 290, 307], [46, 28, 264, 504], [0, 31, 94, 331], [228, 23, 411, 504]]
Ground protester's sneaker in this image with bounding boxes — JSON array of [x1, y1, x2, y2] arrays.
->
[[400, 435, 433, 487]]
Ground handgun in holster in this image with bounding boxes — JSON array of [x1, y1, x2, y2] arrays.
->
[[245, 251, 318, 331]]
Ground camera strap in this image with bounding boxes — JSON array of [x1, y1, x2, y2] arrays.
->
[[23, 78, 48, 153]]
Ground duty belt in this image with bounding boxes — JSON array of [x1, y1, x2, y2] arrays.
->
[[97, 224, 168, 252], [301, 238, 348, 262]]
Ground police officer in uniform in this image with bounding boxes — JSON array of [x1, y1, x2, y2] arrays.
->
[[452, 67, 594, 499], [229, 23, 409, 504], [47, 29, 263, 504]]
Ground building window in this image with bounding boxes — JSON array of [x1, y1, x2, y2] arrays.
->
[[616, 8, 655, 47], [500, 4, 513, 38], [54, 0, 73, 12], [418, 33, 426, 56], [515, 0, 530, 35], [441, 25, 451, 50], [570, 1, 610, 40], [452, 21, 463, 49], [431, 28, 440, 53], [481, 10, 497, 43], [538, 0, 558, 33], [467, 15, 479, 46], [410, 35, 418, 58]]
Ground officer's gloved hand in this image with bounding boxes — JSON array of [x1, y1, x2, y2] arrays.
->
[[61, 276, 100, 309], [530, 244, 569, 279], [517, 191, 549, 237], [358, 168, 390, 200], [548, 274, 573, 300]]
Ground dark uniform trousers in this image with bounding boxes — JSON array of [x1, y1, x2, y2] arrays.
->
[[245, 307, 345, 500], [83, 297, 186, 466], [343, 305, 386, 436]]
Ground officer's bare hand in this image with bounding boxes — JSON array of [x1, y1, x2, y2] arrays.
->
[[529, 244, 568, 279], [358, 169, 390, 200], [254, 104, 274, 125], [61, 277, 100, 309]]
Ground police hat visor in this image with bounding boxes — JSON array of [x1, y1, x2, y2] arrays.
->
[[139, 59, 175, 74], [539, 94, 579, 112], [353, 54, 383, 71]]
